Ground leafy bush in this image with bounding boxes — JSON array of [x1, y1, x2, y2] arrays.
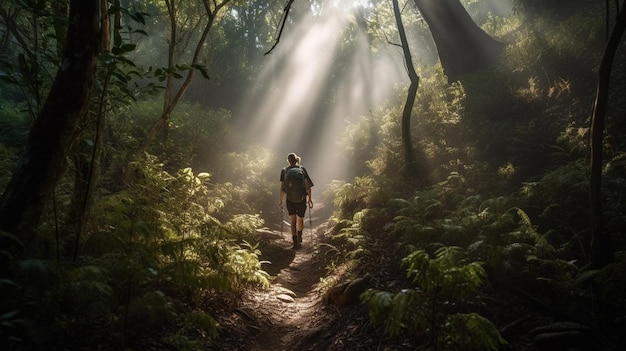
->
[[327, 176, 388, 221], [7, 156, 272, 348], [213, 147, 279, 221], [0, 144, 17, 191], [362, 245, 506, 350]]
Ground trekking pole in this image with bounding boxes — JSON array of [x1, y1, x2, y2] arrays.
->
[[309, 201, 313, 240], [281, 206, 284, 238]]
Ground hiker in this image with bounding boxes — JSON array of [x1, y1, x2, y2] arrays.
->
[[279, 153, 314, 249]]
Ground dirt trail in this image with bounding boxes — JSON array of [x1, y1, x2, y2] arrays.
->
[[213, 206, 343, 351]]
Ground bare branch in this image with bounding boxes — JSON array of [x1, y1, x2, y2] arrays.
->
[[264, 0, 295, 55]]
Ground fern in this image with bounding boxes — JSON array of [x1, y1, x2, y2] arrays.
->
[[166, 310, 220, 350], [361, 289, 394, 330], [443, 313, 508, 351], [220, 241, 271, 290], [404, 246, 487, 300], [16, 259, 52, 293], [125, 290, 176, 338], [328, 177, 383, 220], [363, 245, 500, 349], [576, 260, 626, 321], [62, 265, 115, 317]]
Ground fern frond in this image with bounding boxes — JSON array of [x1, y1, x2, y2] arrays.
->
[[361, 289, 393, 326], [444, 313, 508, 351], [575, 268, 600, 285], [17, 259, 52, 291], [511, 206, 533, 228]]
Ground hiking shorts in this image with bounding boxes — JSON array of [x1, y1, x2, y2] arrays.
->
[[286, 200, 307, 217]]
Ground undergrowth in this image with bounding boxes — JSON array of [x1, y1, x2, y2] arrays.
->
[[324, 3, 626, 349], [2, 156, 270, 350]]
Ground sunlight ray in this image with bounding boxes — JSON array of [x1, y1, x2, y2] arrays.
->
[[237, 3, 406, 187]]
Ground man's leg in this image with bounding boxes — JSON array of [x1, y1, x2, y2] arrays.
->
[[290, 214, 300, 249], [296, 202, 307, 243], [297, 215, 304, 243]]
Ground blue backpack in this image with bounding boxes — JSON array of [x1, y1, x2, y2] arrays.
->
[[284, 166, 306, 203]]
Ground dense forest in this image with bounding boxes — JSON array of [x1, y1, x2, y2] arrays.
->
[[1, 0, 625, 350]]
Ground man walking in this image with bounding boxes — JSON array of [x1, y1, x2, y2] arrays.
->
[[279, 153, 314, 249]]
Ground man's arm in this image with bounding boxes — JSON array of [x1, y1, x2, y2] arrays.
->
[[279, 169, 285, 208], [305, 179, 313, 207]]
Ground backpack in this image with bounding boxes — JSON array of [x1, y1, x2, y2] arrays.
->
[[284, 166, 307, 203]]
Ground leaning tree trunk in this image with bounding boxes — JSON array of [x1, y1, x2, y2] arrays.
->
[[0, 0, 104, 245], [413, 0, 503, 81], [589, 4, 626, 269], [393, 0, 419, 177]]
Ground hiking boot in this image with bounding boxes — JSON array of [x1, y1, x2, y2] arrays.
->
[[292, 235, 300, 250], [297, 231, 303, 243]]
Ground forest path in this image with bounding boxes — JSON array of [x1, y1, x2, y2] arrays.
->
[[213, 204, 343, 351]]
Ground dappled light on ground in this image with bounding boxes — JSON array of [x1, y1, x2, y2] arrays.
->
[[213, 204, 336, 350]]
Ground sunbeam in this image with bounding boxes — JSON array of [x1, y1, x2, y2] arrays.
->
[[237, 3, 406, 187]]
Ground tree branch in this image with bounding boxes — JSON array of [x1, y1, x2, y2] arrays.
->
[[264, 0, 294, 55]]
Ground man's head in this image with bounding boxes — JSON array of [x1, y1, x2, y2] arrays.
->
[[288, 153, 301, 165]]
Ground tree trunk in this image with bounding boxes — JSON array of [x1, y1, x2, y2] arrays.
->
[[0, 0, 104, 244], [589, 4, 626, 269], [51, 0, 69, 57], [137, 0, 230, 155], [65, 0, 111, 261], [413, 0, 503, 81], [393, 0, 419, 176]]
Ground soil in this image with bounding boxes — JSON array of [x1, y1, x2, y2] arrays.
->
[[209, 205, 404, 351]]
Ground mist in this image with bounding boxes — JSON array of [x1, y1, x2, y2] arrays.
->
[[233, 3, 407, 187]]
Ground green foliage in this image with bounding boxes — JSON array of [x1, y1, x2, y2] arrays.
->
[[404, 246, 487, 300], [166, 310, 219, 350], [221, 241, 271, 290], [98, 7, 162, 103], [443, 313, 508, 351], [507, 3, 603, 86], [0, 156, 271, 349], [365, 106, 406, 183], [380, 146, 607, 322], [390, 172, 498, 248], [517, 161, 590, 259], [577, 258, 626, 323], [603, 153, 626, 234], [363, 245, 505, 350], [213, 147, 279, 219], [1, 1, 625, 349], [61, 265, 115, 317], [105, 100, 232, 173], [340, 111, 385, 178], [0, 102, 30, 147], [332, 210, 369, 258], [166, 106, 232, 170], [89, 157, 269, 293], [125, 290, 176, 337], [225, 214, 265, 242], [362, 289, 419, 337], [0, 2, 260, 344], [0, 0, 61, 120], [328, 176, 388, 221], [0, 144, 17, 192]]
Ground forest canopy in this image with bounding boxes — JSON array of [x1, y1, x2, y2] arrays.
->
[[0, 0, 625, 350]]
